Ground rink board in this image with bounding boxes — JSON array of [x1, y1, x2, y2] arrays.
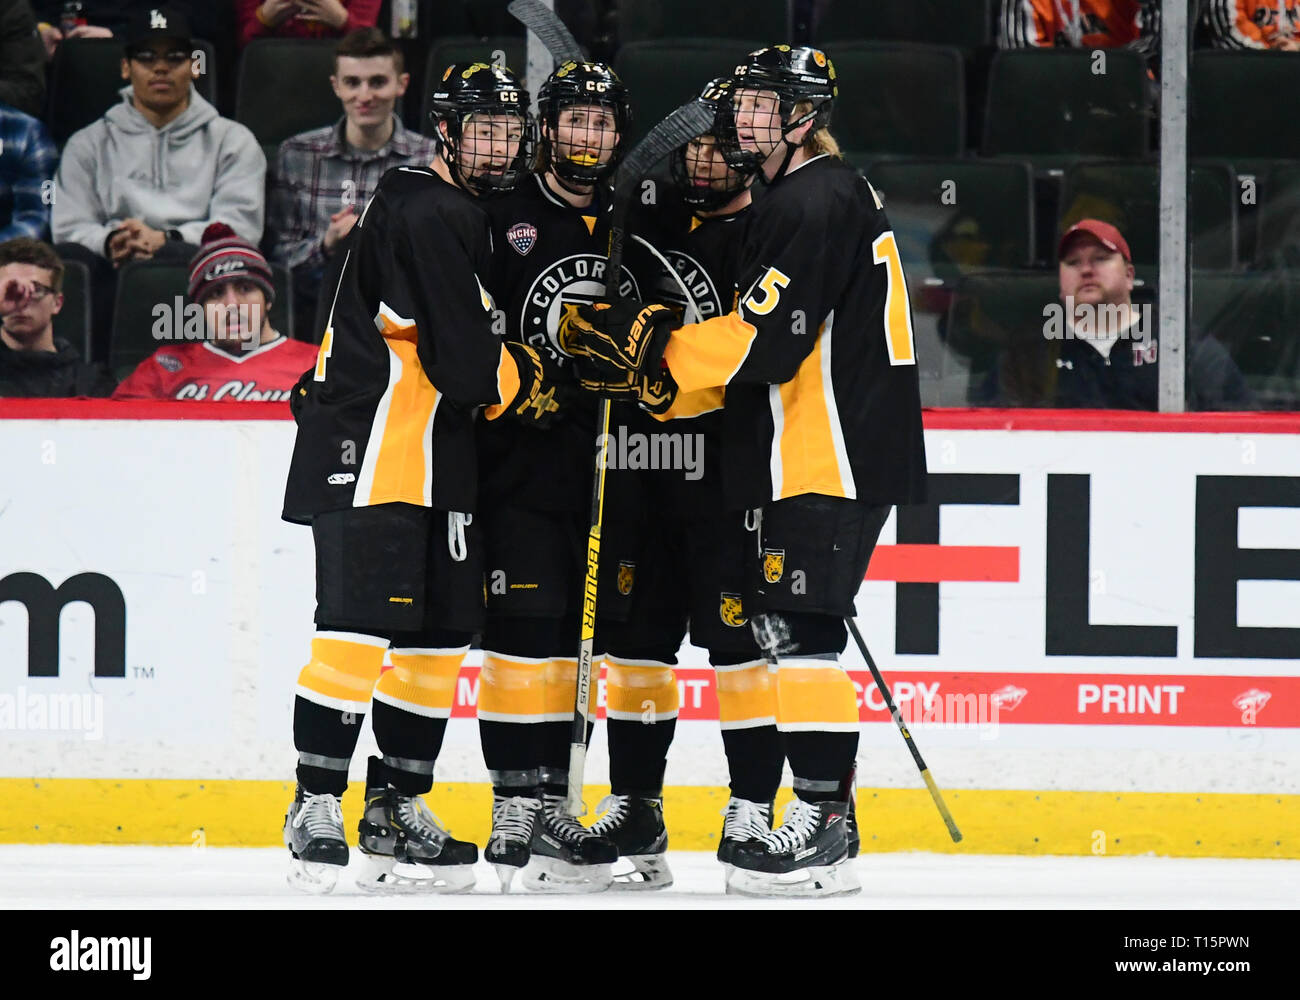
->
[[0, 402, 1298, 854]]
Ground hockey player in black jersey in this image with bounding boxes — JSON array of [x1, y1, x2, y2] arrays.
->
[[474, 60, 635, 893], [279, 63, 563, 895], [583, 78, 787, 889], [569, 46, 928, 897]]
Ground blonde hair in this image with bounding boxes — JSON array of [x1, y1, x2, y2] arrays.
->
[[792, 100, 841, 158]]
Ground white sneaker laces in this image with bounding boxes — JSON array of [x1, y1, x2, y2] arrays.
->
[[489, 795, 542, 846], [295, 792, 344, 840], [721, 797, 772, 842], [397, 794, 451, 843], [543, 793, 601, 840], [589, 794, 629, 836], [760, 799, 822, 854]]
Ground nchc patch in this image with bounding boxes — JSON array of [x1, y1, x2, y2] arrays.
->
[[617, 560, 636, 596], [719, 592, 747, 627], [762, 548, 785, 584], [507, 222, 538, 256]]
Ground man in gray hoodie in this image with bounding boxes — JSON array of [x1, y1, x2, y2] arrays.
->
[[51, 6, 264, 358]]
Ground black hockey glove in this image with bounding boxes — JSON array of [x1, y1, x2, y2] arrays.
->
[[575, 359, 678, 415], [502, 341, 570, 428], [572, 300, 676, 374], [288, 367, 313, 421]]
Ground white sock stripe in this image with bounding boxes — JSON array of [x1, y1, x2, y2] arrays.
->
[[605, 656, 676, 669], [776, 657, 844, 671], [713, 658, 768, 673], [388, 645, 469, 658], [475, 710, 550, 724], [480, 650, 550, 665], [294, 685, 371, 715], [719, 716, 777, 730], [776, 721, 861, 733], [606, 708, 679, 722], [312, 630, 389, 649], [371, 688, 451, 719]]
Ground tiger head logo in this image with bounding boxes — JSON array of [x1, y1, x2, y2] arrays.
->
[[720, 593, 747, 628], [617, 560, 636, 596], [762, 548, 785, 584]]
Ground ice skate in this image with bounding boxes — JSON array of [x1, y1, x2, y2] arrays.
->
[[355, 763, 478, 894], [283, 784, 348, 894], [485, 793, 543, 893], [520, 793, 617, 893], [590, 794, 672, 890], [717, 797, 773, 871], [725, 799, 860, 898]]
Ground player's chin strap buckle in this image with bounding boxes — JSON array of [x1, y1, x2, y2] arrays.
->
[[448, 511, 472, 562]]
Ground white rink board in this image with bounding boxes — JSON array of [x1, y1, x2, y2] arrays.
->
[[1, 417, 1298, 792]]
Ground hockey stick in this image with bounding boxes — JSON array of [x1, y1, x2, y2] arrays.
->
[[565, 100, 716, 816], [846, 617, 963, 843], [507, 0, 584, 62]]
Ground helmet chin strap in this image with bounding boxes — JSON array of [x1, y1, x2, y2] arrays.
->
[[548, 168, 598, 198], [759, 102, 820, 186]]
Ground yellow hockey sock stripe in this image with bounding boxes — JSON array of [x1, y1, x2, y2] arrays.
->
[[295, 632, 388, 712], [477, 652, 548, 723], [716, 659, 776, 730], [605, 659, 678, 721], [544, 656, 598, 721], [775, 658, 860, 732], [372, 645, 467, 718]]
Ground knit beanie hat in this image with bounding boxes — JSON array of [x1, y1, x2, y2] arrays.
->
[[188, 223, 275, 304]]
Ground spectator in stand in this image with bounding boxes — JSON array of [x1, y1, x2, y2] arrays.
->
[[30, 2, 230, 57], [1205, 1, 1300, 49], [266, 27, 434, 341], [0, 0, 45, 115], [985, 220, 1251, 410], [0, 238, 112, 397], [998, 0, 1161, 57], [113, 223, 318, 401], [237, 0, 380, 47], [52, 5, 264, 359], [0, 102, 57, 240]]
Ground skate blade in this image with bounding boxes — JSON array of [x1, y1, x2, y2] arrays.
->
[[355, 853, 477, 895], [286, 857, 342, 895], [610, 854, 673, 891], [493, 863, 522, 894], [724, 860, 861, 899], [520, 856, 613, 894]]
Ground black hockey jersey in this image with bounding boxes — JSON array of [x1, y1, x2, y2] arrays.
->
[[282, 165, 522, 524], [478, 174, 645, 513], [620, 183, 749, 514], [658, 155, 928, 510]]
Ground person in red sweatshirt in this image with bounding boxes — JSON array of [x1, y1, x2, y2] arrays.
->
[[112, 222, 317, 401], [237, 0, 380, 47]]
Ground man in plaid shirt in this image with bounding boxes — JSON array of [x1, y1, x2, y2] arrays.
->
[[266, 27, 435, 340], [0, 103, 56, 241]]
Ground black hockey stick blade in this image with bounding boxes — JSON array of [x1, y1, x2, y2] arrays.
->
[[605, 99, 715, 279], [508, 0, 584, 63]]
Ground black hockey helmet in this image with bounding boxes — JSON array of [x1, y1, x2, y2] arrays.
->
[[537, 60, 631, 186], [720, 44, 837, 173], [669, 78, 751, 212], [427, 62, 536, 197]]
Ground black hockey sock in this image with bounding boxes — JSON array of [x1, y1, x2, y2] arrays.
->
[[607, 715, 676, 797], [293, 696, 365, 796], [721, 724, 785, 803], [605, 658, 679, 797], [370, 697, 446, 796], [784, 731, 859, 803]]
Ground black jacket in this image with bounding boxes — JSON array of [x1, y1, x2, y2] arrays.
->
[[0, 0, 46, 117], [0, 336, 114, 397]]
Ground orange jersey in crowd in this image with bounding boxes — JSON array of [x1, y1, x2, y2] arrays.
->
[[999, 0, 1160, 54], [1205, 0, 1300, 49], [111, 337, 319, 402]]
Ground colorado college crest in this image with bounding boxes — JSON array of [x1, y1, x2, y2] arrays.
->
[[521, 253, 639, 354], [762, 548, 785, 584], [617, 560, 636, 596], [719, 593, 747, 627], [507, 222, 538, 256]]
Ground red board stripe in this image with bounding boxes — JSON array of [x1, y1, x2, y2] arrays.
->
[[865, 545, 1019, 582]]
